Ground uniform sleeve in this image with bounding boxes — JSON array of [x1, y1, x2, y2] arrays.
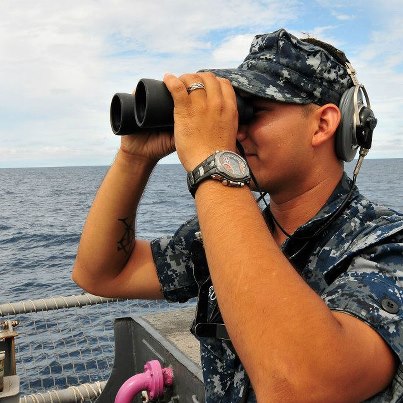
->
[[150, 216, 200, 303], [322, 235, 403, 362]]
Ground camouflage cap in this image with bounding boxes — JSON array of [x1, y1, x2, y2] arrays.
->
[[202, 28, 353, 106]]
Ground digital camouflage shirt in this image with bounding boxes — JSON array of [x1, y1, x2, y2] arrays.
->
[[151, 174, 403, 402]]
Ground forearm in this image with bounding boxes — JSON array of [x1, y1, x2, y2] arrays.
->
[[73, 150, 156, 287], [195, 181, 363, 400]]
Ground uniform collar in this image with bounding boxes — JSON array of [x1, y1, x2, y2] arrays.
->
[[263, 173, 357, 250], [291, 172, 357, 239]]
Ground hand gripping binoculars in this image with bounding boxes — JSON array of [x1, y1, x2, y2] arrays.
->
[[110, 79, 254, 135]]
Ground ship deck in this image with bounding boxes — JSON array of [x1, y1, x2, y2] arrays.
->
[[141, 306, 201, 367]]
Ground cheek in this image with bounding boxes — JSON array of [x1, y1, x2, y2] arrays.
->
[[250, 122, 274, 151], [248, 116, 308, 162], [254, 128, 289, 159]]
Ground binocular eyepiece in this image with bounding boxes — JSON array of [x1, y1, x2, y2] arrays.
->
[[110, 78, 254, 135]]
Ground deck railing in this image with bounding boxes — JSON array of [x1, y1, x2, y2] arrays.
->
[[0, 292, 184, 402]]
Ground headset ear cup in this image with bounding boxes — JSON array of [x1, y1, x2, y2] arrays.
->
[[356, 106, 376, 149], [336, 87, 359, 162]]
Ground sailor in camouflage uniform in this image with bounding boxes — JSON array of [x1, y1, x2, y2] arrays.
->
[[73, 29, 403, 402]]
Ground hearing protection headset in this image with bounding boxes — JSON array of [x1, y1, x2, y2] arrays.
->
[[335, 62, 377, 162]]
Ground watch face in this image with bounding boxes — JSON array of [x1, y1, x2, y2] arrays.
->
[[216, 151, 248, 179]]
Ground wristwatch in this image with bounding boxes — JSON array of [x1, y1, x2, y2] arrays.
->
[[187, 151, 251, 197]]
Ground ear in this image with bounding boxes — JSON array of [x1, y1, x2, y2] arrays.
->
[[311, 104, 341, 148]]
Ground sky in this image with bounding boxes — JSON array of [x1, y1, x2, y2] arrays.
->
[[0, 0, 402, 168]]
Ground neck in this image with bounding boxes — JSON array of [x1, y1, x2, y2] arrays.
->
[[269, 171, 343, 245]]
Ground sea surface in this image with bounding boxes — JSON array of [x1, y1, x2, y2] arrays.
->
[[0, 159, 402, 395], [0, 163, 195, 304]]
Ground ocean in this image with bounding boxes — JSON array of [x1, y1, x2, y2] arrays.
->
[[0, 163, 195, 304], [0, 159, 402, 395]]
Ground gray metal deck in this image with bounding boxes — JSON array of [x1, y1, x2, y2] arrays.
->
[[141, 307, 201, 368]]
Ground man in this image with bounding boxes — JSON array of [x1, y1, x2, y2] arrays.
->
[[72, 29, 403, 401]]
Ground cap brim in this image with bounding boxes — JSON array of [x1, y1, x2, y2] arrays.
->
[[201, 68, 311, 104]]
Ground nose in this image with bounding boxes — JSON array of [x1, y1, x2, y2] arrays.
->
[[237, 124, 248, 142]]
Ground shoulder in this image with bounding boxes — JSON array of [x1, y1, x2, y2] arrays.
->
[[327, 192, 403, 257], [304, 191, 403, 289]]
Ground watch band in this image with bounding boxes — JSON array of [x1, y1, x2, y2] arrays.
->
[[187, 151, 250, 197], [187, 153, 217, 196]]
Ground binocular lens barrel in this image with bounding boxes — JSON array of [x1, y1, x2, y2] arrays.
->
[[110, 93, 139, 135], [110, 78, 253, 136], [134, 79, 175, 128]]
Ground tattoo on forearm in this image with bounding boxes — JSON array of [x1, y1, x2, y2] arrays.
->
[[117, 217, 134, 255]]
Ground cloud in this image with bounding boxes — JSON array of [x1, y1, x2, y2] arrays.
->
[[0, 0, 402, 166], [211, 34, 255, 66], [349, 2, 403, 158], [332, 13, 355, 21], [0, 0, 302, 167]]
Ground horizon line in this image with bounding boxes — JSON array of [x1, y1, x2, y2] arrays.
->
[[1, 157, 403, 170]]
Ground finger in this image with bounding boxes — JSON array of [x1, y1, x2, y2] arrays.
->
[[198, 72, 224, 105], [198, 73, 237, 114], [217, 77, 237, 107], [163, 73, 189, 106], [204, 75, 238, 123], [179, 73, 208, 103]]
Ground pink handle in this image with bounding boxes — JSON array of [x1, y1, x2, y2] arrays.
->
[[115, 360, 173, 403]]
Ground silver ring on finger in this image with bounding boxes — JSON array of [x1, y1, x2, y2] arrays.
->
[[186, 82, 205, 94]]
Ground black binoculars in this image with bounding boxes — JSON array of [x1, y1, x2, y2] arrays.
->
[[110, 78, 254, 135]]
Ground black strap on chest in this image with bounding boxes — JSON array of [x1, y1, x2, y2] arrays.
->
[[190, 274, 230, 340], [190, 238, 230, 340]]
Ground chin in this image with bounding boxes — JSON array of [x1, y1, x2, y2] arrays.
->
[[248, 175, 268, 194]]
